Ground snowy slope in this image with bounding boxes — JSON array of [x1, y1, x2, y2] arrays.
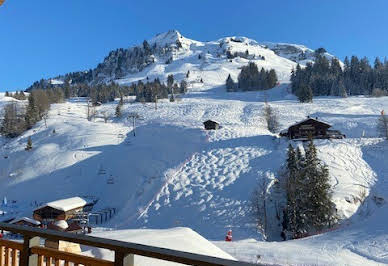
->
[[0, 33, 387, 265], [34, 30, 339, 92], [114, 31, 297, 91], [1, 85, 387, 245], [262, 42, 338, 66]]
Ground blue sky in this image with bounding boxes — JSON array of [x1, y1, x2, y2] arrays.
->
[[1, 0, 388, 91]]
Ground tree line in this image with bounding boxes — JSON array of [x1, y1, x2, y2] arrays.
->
[[291, 54, 388, 102], [5, 91, 27, 100], [133, 74, 187, 103], [226, 62, 278, 92], [1, 88, 64, 138], [26, 38, 181, 92]]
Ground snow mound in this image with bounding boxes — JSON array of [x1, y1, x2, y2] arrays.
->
[[83, 227, 235, 265]]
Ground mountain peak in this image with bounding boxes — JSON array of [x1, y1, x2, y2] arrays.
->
[[149, 30, 183, 46]]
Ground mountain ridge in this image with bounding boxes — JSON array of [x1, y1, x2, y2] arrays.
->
[[27, 30, 338, 92]]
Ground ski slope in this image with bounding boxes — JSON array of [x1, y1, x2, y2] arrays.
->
[[1, 26, 388, 264], [1, 85, 388, 265]]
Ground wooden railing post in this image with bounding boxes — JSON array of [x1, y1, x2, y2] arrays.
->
[[20, 236, 40, 266], [114, 251, 134, 266]]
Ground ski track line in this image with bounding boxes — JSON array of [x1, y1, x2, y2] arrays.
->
[[137, 152, 197, 219]]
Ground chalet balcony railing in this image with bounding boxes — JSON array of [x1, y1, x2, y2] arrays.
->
[[0, 222, 259, 266]]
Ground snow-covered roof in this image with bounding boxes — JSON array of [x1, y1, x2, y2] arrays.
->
[[36, 197, 88, 212], [54, 219, 69, 229], [10, 217, 41, 225]]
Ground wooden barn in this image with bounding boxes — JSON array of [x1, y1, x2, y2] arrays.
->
[[10, 217, 41, 228], [33, 197, 94, 222], [280, 117, 345, 140], [203, 120, 220, 130]]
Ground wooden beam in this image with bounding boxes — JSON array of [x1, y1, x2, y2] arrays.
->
[[31, 246, 113, 266], [0, 239, 23, 251]]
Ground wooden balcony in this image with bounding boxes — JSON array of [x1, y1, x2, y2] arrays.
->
[[0, 222, 259, 266]]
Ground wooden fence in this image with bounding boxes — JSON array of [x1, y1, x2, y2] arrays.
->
[[0, 222, 260, 266]]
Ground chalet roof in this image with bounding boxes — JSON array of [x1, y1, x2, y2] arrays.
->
[[203, 120, 219, 125], [35, 197, 88, 212], [288, 117, 331, 129], [10, 217, 41, 226]]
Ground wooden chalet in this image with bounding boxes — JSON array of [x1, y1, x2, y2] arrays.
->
[[203, 120, 220, 130], [33, 197, 94, 222], [280, 117, 345, 140], [9, 217, 41, 228]]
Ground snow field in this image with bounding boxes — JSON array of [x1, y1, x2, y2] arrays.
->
[[1, 82, 388, 265]]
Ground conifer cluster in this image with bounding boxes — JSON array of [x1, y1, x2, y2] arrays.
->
[[291, 54, 388, 102], [283, 141, 337, 238], [226, 62, 277, 92], [1, 89, 64, 138]]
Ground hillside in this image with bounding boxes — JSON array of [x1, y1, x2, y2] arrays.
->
[[1, 31, 387, 265], [1, 80, 388, 264], [27, 30, 338, 92]]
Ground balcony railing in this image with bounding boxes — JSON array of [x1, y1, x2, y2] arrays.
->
[[0, 222, 260, 266]]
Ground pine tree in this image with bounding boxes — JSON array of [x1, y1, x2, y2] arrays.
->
[[267, 69, 278, 88], [284, 144, 298, 234], [297, 83, 313, 103], [115, 102, 122, 118], [303, 139, 336, 231], [377, 111, 388, 140], [25, 93, 39, 129], [179, 80, 188, 94], [225, 74, 235, 92], [119, 95, 124, 106], [167, 74, 174, 89], [263, 102, 279, 133], [25, 136, 32, 151]]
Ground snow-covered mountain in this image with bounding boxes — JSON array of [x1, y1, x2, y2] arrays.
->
[[32, 30, 338, 91], [3, 31, 387, 265]]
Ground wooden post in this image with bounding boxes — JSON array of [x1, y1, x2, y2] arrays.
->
[[114, 251, 134, 266], [0, 246, 4, 266], [20, 236, 40, 266]]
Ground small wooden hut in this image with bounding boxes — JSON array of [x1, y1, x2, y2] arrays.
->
[[203, 120, 220, 130], [33, 197, 94, 222], [280, 117, 345, 140], [10, 217, 41, 228]]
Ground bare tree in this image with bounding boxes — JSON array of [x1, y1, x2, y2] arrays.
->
[[86, 99, 96, 121], [377, 110, 388, 139], [101, 111, 109, 123], [263, 102, 280, 133], [42, 111, 48, 128], [127, 112, 142, 137], [251, 178, 269, 240]]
